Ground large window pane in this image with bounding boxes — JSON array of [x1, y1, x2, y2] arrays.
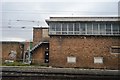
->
[[106, 23, 111, 34], [68, 23, 73, 31], [80, 23, 86, 34], [74, 23, 79, 31], [62, 23, 67, 34], [87, 23, 92, 34], [62, 23, 67, 31], [93, 23, 98, 34], [68, 23, 73, 34], [56, 23, 61, 31], [100, 23, 105, 34], [113, 23, 119, 34], [74, 23, 79, 34], [49, 23, 56, 31]]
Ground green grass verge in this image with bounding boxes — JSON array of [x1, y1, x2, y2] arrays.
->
[[2, 61, 30, 66]]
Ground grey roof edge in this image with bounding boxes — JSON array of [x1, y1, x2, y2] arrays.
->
[[45, 16, 120, 22], [49, 15, 119, 17], [33, 26, 49, 29]]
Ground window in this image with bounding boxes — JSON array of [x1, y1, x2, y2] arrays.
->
[[112, 23, 119, 35], [56, 23, 61, 31], [68, 23, 73, 34], [80, 23, 86, 34], [93, 23, 98, 34], [67, 56, 76, 63], [62, 23, 67, 34], [74, 23, 79, 34], [49, 22, 119, 36], [94, 57, 103, 64], [49, 23, 56, 31], [106, 23, 111, 34], [62, 23, 67, 31], [68, 23, 73, 31], [56, 23, 61, 34], [99, 23, 106, 34], [111, 46, 120, 54], [74, 23, 79, 31], [49, 23, 56, 34], [87, 23, 92, 34]]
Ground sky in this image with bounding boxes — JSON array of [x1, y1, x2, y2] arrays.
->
[[1, 0, 120, 41]]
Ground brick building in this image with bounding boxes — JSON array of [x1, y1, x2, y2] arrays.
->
[[30, 16, 120, 69], [45, 16, 120, 69]]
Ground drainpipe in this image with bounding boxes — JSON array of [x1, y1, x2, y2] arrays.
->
[[28, 48, 31, 64], [28, 42, 32, 64], [23, 41, 32, 64]]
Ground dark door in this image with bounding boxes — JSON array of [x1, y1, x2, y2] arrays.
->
[[44, 51, 49, 63]]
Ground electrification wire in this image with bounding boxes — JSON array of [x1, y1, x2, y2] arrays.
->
[[2, 11, 118, 30]]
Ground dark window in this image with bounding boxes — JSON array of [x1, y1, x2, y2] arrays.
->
[[93, 23, 98, 34], [62, 23, 67, 31], [74, 23, 79, 31], [74, 23, 79, 34], [113, 23, 119, 34], [62, 23, 67, 34], [87, 23, 92, 34], [49, 23, 56, 31], [68, 23, 73, 31], [56, 23, 61, 31], [68, 23, 73, 34], [111, 47, 120, 53], [99, 23, 105, 34], [106, 23, 111, 34], [80, 23, 86, 34]]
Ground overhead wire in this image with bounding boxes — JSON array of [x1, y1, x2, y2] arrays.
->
[[2, 10, 118, 30]]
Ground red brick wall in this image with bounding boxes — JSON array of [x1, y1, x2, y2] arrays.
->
[[33, 28, 42, 46], [49, 36, 120, 69], [31, 43, 49, 64], [2, 42, 22, 61]]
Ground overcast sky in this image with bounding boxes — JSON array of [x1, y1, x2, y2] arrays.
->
[[1, 0, 120, 41]]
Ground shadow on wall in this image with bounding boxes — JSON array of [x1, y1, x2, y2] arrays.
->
[[41, 37, 49, 42]]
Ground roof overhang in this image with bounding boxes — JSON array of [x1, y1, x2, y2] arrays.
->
[[46, 16, 120, 23]]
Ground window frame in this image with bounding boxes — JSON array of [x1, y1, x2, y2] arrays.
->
[[110, 46, 120, 54], [49, 22, 119, 36]]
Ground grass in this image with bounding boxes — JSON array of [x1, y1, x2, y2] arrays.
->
[[2, 61, 49, 67], [2, 61, 30, 66]]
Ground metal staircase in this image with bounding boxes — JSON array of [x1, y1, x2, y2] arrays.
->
[[30, 41, 49, 53]]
